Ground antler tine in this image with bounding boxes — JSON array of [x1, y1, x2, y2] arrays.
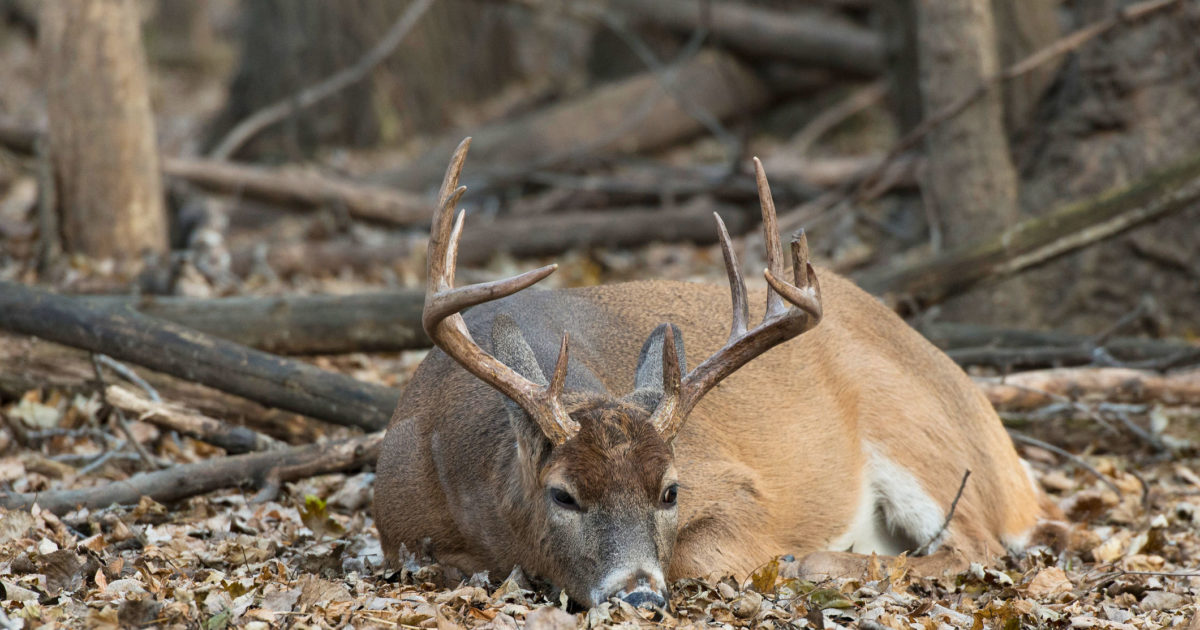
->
[[652, 325, 684, 439], [753, 157, 787, 319], [437, 137, 471, 209], [763, 233, 822, 323], [422, 205, 557, 336], [427, 186, 466, 295], [714, 213, 749, 341], [547, 333, 570, 402], [650, 159, 823, 438], [422, 139, 577, 445]]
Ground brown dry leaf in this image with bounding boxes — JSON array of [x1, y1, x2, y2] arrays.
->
[[0, 507, 35, 543], [259, 587, 302, 613], [1024, 567, 1073, 599], [296, 575, 353, 608], [750, 558, 779, 593], [523, 606, 576, 630]]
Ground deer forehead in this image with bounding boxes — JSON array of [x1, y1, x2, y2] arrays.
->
[[544, 405, 675, 504]]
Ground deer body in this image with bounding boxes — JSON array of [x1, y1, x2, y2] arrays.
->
[[374, 139, 1050, 608], [375, 276, 1043, 592]]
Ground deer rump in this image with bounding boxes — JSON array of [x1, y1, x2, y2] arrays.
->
[[374, 272, 1046, 597]]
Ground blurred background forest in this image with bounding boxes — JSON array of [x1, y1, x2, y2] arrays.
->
[[2, 0, 1200, 628], [0, 0, 1198, 335]]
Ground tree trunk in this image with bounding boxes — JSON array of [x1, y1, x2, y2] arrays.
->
[[40, 0, 167, 262], [914, 0, 1029, 323], [206, 0, 523, 158], [991, 0, 1062, 135]]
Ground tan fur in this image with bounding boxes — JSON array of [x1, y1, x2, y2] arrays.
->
[[374, 270, 1050, 600]]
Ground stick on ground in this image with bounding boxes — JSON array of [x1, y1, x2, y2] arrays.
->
[[0, 282, 401, 430], [106, 385, 285, 454], [0, 432, 383, 515]]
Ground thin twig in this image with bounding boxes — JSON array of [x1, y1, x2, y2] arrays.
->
[[915, 469, 970, 556], [91, 354, 165, 470], [1009, 431, 1122, 497], [96, 354, 161, 403], [208, 0, 436, 160], [77, 450, 124, 477]]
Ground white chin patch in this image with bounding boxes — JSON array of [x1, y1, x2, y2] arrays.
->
[[588, 564, 665, 606]]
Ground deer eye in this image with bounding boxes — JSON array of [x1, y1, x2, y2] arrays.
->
[[550, 487, 581, 511], [660, 483, 679, 508]]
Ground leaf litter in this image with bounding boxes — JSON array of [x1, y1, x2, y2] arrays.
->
[[2, 258, 1200, 628]]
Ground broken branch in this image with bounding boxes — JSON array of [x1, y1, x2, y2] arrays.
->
[[105, 385, 285, 454], [0, 282, 400, 430], [977, 367, 1200, 410], [0, 432, 383, 515], [162, 157, 430, 227]]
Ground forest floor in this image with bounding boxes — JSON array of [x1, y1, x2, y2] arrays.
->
[[1, 244, 1199, 629], [4, 6, 1200, 627]]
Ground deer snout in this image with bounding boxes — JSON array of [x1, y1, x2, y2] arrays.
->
[[592, 569, 667, 609], [618, 577, 667, 609]]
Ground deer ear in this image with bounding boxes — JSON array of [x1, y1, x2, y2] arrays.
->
[[632, 323, 686, 396], [492, 314, 556, 453], [491, 314, 549, 386]]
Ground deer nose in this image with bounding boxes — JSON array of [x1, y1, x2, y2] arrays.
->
[[618, 578, 667, 609]]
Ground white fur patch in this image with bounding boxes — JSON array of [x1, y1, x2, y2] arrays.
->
[[829, 444, 946, 555], [589, 564, 666, 607]]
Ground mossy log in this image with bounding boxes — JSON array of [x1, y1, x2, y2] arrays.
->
[[857, 150, 1200, 312]]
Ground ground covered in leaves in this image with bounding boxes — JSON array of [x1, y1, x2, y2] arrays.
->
[[2, 382, 1200, 629]]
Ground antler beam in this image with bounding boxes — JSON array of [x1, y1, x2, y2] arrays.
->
[[422, 138, 579, 445], [652, 158, 823, 439]]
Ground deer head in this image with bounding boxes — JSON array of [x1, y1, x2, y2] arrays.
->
[[420, 138, 822, 608]]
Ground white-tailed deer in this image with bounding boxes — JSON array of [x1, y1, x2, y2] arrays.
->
[[375, 138, 1056, 608]]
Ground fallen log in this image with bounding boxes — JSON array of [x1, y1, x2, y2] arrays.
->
[[230, 235, 415, 279], [106, 385, 285, 454], [0, 431, 383, 515], [65, 289, 1196, 366], [163, 157, 430, 227], [0, 282, 401, 430], [605, 0, 884, 74], [976, 367, 1200, 410], [457, 200, 751, 263], [921, 322, 1200, 370], [376, 49, 772, 192], [0, 333, 326, 444], [231, 200, 754, 278], [77, 292, 429, 355], [856, 149, 1200, 312]]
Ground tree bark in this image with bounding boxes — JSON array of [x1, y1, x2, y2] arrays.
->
[[0, 432, 383, 515], [991, 0, 1062, 134], [40, 0, 167, 262], [914, 0, 1028, 321], [0, 282, 401, 430], [78, 292, 429, 355]]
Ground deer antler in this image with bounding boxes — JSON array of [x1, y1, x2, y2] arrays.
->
[[423, 138, 579, 445], [650, 157, 823, 439]]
